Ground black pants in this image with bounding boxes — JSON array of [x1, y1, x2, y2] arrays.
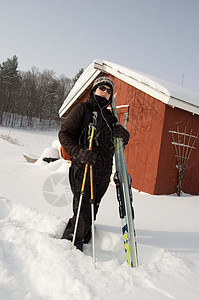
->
[[62, 162, 112, 241]]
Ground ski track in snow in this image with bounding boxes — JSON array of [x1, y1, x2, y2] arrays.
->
[[0, 127, 199, 300]]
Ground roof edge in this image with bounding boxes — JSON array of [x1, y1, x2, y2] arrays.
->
[[168, 96, 199, 115], [59, 59, 199, 117], [93, 59, 171, 104]]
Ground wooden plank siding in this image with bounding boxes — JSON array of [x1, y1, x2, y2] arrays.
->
[[109, 75, 166, 194], [109, 75, 199, 195], [156, 106, 199, 195], [70, 73, 199, 195]]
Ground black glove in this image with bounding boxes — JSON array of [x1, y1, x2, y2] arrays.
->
[[76, 148, 97, 165], [113, 125, 129, 146]]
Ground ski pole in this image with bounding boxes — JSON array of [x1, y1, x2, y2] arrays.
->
[[90, 164, 96, 266], [71, 124, 96, 249]]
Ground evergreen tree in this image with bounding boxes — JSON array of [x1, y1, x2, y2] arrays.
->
[[71, 68, 84, 88], [0, 56, 21, 125], [0, 55, 19, 79]]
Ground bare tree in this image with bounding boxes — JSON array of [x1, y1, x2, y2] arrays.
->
[[0, 56, 81, 130]]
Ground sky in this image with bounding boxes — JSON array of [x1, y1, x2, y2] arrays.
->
[[1, 0, 199, 93]]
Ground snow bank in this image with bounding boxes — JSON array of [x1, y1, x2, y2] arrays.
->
[[0, 127, 199, 299], [1, 197, 199, 300]]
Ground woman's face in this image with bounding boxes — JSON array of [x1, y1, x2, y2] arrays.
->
[[94, 85, 112, 100]]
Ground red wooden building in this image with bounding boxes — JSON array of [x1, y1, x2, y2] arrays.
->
[[59, 59, 199, 195]]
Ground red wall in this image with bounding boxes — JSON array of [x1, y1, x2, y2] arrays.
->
[[109, 76, 166, 194], [76, 74, 199, 195], [155, 106, 199, 194]]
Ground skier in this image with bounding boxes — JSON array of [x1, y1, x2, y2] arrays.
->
[[59, 76, 129, 251]]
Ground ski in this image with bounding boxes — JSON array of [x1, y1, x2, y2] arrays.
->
[[112, 95, 138, 268]]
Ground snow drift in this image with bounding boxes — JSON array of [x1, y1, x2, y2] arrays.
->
[[0, 127, 199, 300]]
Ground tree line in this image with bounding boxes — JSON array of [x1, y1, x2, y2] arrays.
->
[[0, 55, 83, 130]]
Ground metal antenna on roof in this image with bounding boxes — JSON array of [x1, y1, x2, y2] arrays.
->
[[169, 127, 198, 196], [181, 73, 184, 87]]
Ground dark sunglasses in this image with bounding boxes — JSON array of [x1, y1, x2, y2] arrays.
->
[[98, 85, 112, 94]]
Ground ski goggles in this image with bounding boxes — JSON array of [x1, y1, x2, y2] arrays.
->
[[98, 85, 112, 94]]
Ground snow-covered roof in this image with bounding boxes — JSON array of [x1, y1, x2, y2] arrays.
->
[[59, 59, 199, 116]]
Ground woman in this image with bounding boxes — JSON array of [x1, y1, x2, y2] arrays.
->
[[59, 76, 129, 251]]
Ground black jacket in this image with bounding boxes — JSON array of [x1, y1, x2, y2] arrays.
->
[[59, 95, 117, 167]]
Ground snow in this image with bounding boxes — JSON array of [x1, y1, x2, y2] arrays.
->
[[99, 59, 170, 96], [40, 147, 60, 159], [0, 126, 199, 300], [95, 59, 199, 108]]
